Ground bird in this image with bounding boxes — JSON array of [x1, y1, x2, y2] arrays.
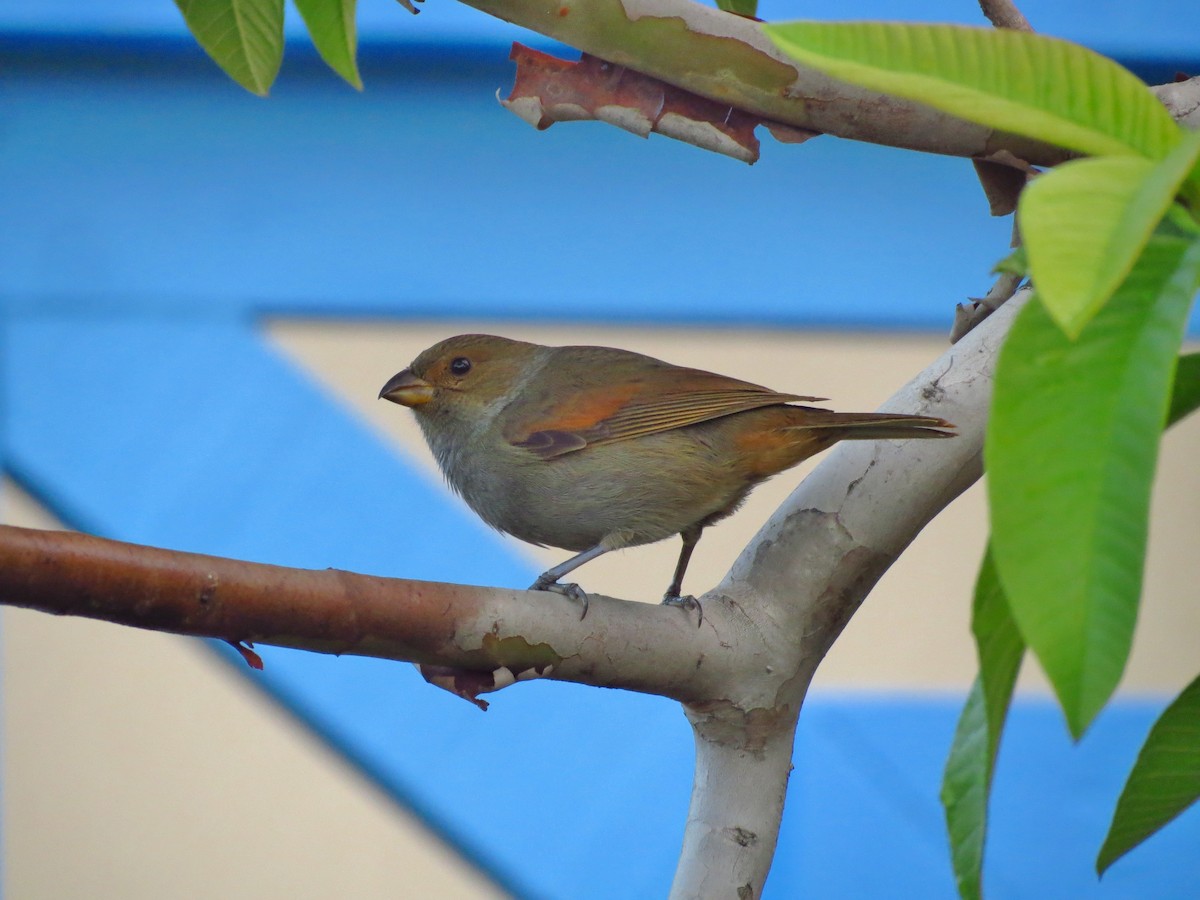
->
[[380, 334, 953, 618]]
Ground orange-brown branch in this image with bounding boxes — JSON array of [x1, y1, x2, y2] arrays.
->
[[0, 524, 731, 701], [0, 524, 492, 662]]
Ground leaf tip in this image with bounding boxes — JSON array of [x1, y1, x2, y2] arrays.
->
[[1095, 841, 1121, 878]]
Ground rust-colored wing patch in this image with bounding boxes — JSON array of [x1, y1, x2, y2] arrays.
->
[[512, 387, 818, 460]]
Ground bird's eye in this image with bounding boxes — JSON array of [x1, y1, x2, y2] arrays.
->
[[449, 356, 472, 376]]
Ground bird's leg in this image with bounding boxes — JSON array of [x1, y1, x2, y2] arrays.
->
[[662, 526, 703, 627], [530, 544, 609, 619]]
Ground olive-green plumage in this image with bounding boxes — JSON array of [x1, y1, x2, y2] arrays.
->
[[381, 334, 953, 608]]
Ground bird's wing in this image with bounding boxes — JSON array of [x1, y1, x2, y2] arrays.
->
[[504, 361, 822, 460]]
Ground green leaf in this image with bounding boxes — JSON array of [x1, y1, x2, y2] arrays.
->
[[1167, 353, 1200, 427], [175, 0, 285, 96], [1098, 673, 1200, 874], [987, 233, 1200, 737], [943, 680, 992, 900], [1022, 130, 1200, 337], [942, 546, 1025, 900], [293, 0, 363, 90], [763, 21, 1181, 160], [716, 0, 758, 17]]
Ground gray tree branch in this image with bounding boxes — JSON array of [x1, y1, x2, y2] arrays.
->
[[666, 290, 1026, 895], [1153, 75, 1200, 129], [466, 0, 1071, 165]]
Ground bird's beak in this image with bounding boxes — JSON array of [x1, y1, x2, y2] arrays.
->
[[379, 369, 434, 407]]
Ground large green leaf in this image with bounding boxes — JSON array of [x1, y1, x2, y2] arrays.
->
[[1090, 351, 1200, 872], [987, 233, 1200, 737], [175, 0, 285, 96], [1167, 353, 1200, 427], [1098, 673, 1200, 874], [293, 0, 363, 90], [763, 21, 1181, 160], [942, 546, 1025, 900], [1022, 131, 1200, 337]]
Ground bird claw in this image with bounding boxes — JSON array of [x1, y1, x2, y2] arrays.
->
[[662, 592, 703, 627], [530, 578, 590, 619]]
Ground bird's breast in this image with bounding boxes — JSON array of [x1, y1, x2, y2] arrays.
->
[[436, 424, 758, 553]]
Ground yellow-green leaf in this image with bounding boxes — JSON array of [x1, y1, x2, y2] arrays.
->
[[763, 21, 1181, 160], [987, 233, 1200, 738], [1022, 130, 1200, 337]]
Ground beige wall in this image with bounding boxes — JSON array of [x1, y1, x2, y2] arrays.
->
[[4, 323, 1198, 898]]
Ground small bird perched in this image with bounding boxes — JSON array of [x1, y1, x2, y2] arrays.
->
[[380, 334, 953, 617]]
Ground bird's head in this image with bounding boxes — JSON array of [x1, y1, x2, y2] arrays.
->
[[379, 334, 542, 421]]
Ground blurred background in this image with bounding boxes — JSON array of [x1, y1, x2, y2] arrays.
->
[[2, 1, 1199, 896]]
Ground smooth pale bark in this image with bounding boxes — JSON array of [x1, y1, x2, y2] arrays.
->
[[665, 293, 1024, 896], [1153, 76, 1200, 129]]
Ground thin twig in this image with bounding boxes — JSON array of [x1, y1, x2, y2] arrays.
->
[[978, 0, 1035, 31], [952, 217, 1026, 342]]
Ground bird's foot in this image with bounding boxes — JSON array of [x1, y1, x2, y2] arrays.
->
[[662, 591, 703, 628], [530, 577, 590, 620]]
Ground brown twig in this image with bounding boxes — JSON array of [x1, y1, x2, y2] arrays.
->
[[0, 525, 729, 702], [952, 213, 1026, 342], [0, 525, 490, 660], [977, 0, 1034, 31]]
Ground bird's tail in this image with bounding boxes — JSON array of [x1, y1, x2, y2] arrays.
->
[[785, 408, 956, 441]]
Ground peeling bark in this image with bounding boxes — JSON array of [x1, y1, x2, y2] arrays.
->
[[465, 0, 1070, 165], [503, 43, 772, 163]]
